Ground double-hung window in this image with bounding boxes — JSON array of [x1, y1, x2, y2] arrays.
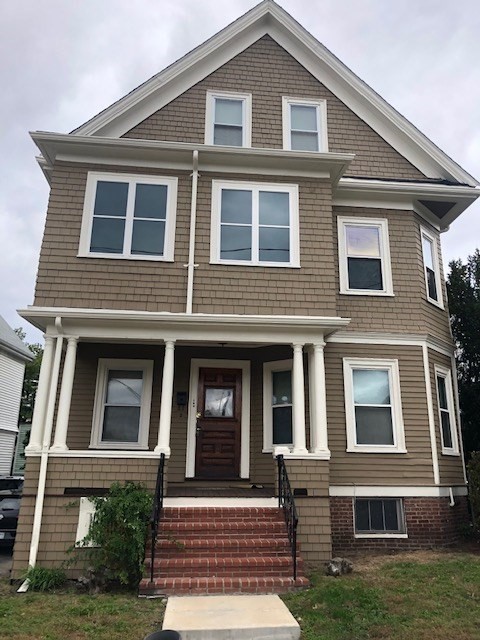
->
[[79, 173, 177, 261], [282, 97, 328, 152], [435, 366, 459, 455], [205, 91, 252, 147], [263, 360, 293, 451], [343, 358, 406, 453], [90, 359, 153, 449], [338, 217, 393, 295], [421, 228, 443, 307], [211, 181, 300, 267]]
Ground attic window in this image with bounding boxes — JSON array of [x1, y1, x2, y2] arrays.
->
[[78, 172, 177, 261], [282, 97, 328, 152], [205, 91, 252, 147]]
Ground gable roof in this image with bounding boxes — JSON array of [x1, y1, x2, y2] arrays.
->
[[0, 316, 33, 362], [71, 0, 477, 187]]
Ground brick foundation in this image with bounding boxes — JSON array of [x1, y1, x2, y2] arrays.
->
[[331, 495, 469, 553]]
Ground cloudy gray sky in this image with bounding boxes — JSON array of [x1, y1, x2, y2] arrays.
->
[[1, 0, 479, 343]]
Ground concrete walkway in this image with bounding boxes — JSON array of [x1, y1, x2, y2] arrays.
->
[[163, 594, 300, 640]]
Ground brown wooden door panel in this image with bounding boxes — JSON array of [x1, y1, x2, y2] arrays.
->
[[195, 368, 242, 479]]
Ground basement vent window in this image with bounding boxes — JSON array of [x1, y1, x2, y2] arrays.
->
[[354, 498, 406, 537]]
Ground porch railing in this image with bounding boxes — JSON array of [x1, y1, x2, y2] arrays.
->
[[149, 452, 166, 584], [276, 454, 299, 581]]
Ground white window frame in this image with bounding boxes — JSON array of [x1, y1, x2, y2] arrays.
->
[[78, 172, 178, 261], [263, 360, 293, 452], [434, 365, 460, 456], [210, 180, 300, 268], [353, 497, 407, 538], [337, 216, 394, 296], [343, 358, 406, 454], [282, 97, 328, 152], [90, 359, 153, 450], [421, 227, 444, 308], [205, 90, 252, 147]]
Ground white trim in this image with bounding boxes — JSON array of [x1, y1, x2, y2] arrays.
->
[[78, 172, 178, 261], [343, 357, 406, 453], [326, 331, 454, 358], [355, 533, 408, 539], [27, 449, 163, 459], [422, 344, 441, 484], [163, 497, 278, 507], [210, 180, 300, 268], [90, 358, 153, 450], [434, 365, 460, 456], [263, 359, 293, 452], [68, 2, 477, 187], [282, 96, 328, 152], [329, 485, 468, 497], [337, 217, 393, 296], [420, 227, 444, 308], [450, 353, 468, 484], [205, 90, 252, 147], [186, 358, 250, 479]]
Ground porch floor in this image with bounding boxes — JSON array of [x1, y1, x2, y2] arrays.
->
[[166, 483, 276, 498]]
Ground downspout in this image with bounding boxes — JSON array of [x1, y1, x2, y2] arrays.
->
[[18, 319, 64, 592], [185, 150, 199, 314]]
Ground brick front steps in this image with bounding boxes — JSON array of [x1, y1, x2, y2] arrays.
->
[[139, 506, 309, 596]]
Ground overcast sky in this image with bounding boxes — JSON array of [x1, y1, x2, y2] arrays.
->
[[1, 0, 479, 343]]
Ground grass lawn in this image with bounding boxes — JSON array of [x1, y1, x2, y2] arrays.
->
[[283, 549, 480, 639], [1, 550, 479, 639]]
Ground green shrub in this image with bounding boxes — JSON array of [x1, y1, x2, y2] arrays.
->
[[467, 451, 480, 536], [23, 565, 66, 591], [78, 481, 152, 589]]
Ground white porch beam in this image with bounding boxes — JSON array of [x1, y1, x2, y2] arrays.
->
[[155, 340, 176, 456], [292, 343, 308, 454], [51, 336, 78, 451]]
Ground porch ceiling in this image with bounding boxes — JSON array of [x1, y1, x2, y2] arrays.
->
[[18, 307, 351, 344]]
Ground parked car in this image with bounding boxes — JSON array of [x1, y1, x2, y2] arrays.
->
[[0, 476, 23, 547]]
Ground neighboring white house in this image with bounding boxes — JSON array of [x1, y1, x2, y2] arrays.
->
[[0, 317, 32, 475]]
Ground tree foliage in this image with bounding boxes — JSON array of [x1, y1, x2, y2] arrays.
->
[[447, 250, 480, 457], [14, 328, 43, 425]]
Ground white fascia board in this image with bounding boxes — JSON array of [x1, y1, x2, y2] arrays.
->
[[31, 132, 354, 182], [18, 307, 351, 343], [69, 1, 477, 187], [335, 178, 479, 230], [329, 485, 468, 497]]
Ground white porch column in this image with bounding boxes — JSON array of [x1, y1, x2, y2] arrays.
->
[[155, 339, 176, 455], [310, 341, 329, 454], [292, 343, 308, 454], [51, 336, 78, 451], [25, 336, 55, 453]]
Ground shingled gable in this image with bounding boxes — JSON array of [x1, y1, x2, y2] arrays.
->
[[69, 0, 476, 189]]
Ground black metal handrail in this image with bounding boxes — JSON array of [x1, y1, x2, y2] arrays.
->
[[276, 454, 298, 581], [149, 452, 166, 583]]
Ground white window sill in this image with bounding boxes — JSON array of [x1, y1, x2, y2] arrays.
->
[[77, 252, 174, 262], [89, 443, 149, 451], [346, 447, 407, 454], [210, 259, 300, 269], [441, 449, 460, 457], [355, 532, 408, 539], [339, 290, 395, 297], [426, 296, 445, 310]]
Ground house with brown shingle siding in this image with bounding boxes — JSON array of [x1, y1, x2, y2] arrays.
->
[[13, 1, 479, 594]]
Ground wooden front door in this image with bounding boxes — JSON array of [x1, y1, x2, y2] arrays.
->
[[195, 368, 242, 479]]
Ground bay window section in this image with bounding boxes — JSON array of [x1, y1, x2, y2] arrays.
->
[[79, 173, 177, 261], [212, 181, 299, 267], [435, 366, 459, 455], [338, 217, 393, 295], [343, 358, 406, 453]]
